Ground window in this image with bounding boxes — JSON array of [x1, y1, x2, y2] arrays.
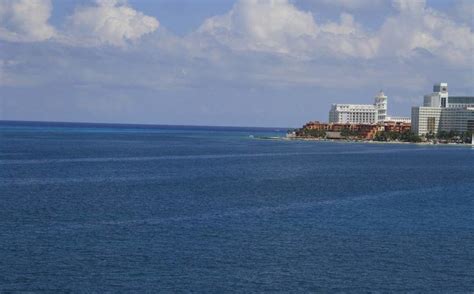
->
[[468, 120, 474, 132]]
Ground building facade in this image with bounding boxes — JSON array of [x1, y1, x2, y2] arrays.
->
[[374, 91, 388, 122], [328, 91, 409, 124], [301, 120, 411, 140], [385, 116, 412, 123], [329, 104, 378, 124], [423, 82, 449, 108], [411, 83, 474, 135], [448, 96, 474, 108], [302, 121, 381, 139]]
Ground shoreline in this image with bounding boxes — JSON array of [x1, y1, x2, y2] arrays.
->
[[256, 136, 473, 147]]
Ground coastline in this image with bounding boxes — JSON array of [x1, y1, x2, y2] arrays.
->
[[256, 136, 474, 147]]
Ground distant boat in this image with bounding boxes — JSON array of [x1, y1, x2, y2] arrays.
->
[[249, 135, 254, 138]]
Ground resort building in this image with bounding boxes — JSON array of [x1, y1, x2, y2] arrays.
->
[[411, 83, 474, 135], [301, 121, 400, 140], [328, 104, 378, 124], [383, 121, 412, 133], [385, 116, 412, 123], [307, 122, 380, 140], [329, 91, 410, 124]]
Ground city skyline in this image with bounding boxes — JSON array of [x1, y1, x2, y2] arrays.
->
[[1, 0, 473, 127]]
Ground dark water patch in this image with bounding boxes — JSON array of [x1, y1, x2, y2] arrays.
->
[[1, 122, 473, 292]]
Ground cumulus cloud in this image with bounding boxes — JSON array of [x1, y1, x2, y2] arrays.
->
[[0, 0, 55, 42], [197, 0, 378, 59], [198, 0, 318, 54], [318, 13, 378, 58], [196, 0, 473, 64], [1, 0, 470, 64], [378, 0, 473, 66], [65, 0, 159, 46]]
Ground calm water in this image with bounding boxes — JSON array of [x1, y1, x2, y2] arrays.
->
[[1, 121, 473, 292]]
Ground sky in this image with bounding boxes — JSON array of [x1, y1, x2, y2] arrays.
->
[[0, 0, 473, 127]]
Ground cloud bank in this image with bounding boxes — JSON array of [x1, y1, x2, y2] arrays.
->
[[0, 0, 473, 126]]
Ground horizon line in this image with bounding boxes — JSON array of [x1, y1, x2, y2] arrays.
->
[[0, 119, 294, 130]]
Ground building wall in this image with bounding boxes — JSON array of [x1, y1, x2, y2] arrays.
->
[[411, 83, 474, 135], [302, 121, 380, 139], [386, 116, 411, 123], [411, 107, 443, 135], [440, 108, 474, 133], [412, 106, 474, 135], [448, 97, 474, 108], [328, 104, 378, 124], [424, 83, 449, 108], [383, 121, 412, 133], [327, 91, 407, 125], [374, 91, 388, 123], [424, 94, 441, 107]]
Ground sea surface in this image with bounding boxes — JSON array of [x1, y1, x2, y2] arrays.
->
[[1, 121, 473, 292]]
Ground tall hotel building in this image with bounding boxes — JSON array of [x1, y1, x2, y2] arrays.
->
[[328, 91, 386, 124], [411, 83, 474, 135], [329, 91, 409, 124]]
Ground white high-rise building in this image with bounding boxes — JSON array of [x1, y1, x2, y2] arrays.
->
[[329, 104, 378, 124], [374, 91, 387, 123], [328, 90, 408, 124], [411, 83, 474, 135], [423, 83, 449, 108]]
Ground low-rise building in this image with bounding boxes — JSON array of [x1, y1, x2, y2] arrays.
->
[[302, 120, 411, 140], [302, 121, 381, 139], [383, 121, 412, 133], [385, 116, 411, 123]]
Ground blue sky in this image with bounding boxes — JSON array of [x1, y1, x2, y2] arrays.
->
[[0, 0, 473, 127]]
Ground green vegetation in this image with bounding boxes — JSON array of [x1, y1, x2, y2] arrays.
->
[[299, 129, 326, 138], [374, 131, 400, 141], [374, 131, 422, 143], [432, 130, 472, 143], [295, 126, 472, 144], [425, 132, 436, 140], [401, 131, 422, 143], [340, 128, 360, 138]]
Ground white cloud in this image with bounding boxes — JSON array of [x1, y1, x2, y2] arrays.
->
[[319, 13, 378, 58], [392, 0, 426, 13], [65, 0, 159, 46], [197, 0, 383, 59], [198, 0, 318, 54], [315, 0, 385, 11], [377, 0, 474, 66], [0, 0, 55, 42], [197, 0, 381, 59], [1, 0, 470, 66], [195, 0, 473, 64]]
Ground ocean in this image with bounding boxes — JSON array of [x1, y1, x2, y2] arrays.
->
[[1, 121, 473, 292]]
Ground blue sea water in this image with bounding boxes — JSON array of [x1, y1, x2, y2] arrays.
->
[[1, 121, 473, 292]]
